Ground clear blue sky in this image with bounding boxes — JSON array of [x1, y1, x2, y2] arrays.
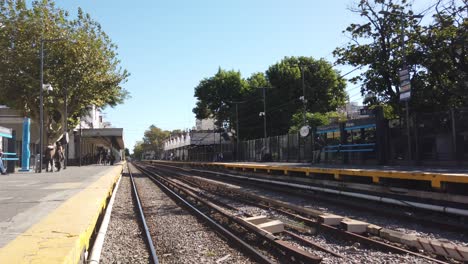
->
[[55, 0, 432, 151]]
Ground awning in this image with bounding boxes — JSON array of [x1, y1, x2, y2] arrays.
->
[[80, 128, 124, 149]]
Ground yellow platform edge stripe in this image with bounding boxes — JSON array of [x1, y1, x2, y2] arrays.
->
[[149, 160, 468, 186], [0, 164, 123, 264]]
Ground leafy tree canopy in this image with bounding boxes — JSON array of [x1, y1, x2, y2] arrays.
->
[[0, 0, 129, 143], [192, 57, 346, 139], [265, 56, 346, 135], [193, 68, 248, 128], [289, 111, 346, 133], [333, 0, 467, 113]]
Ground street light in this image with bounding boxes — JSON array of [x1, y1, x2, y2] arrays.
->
[[39, 38, 65, 173], [292, 64, 308, 126], [255, 87, 271, 140], [228, 101, 245, 160]]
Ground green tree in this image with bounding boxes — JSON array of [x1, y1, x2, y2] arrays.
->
[[238, 72, 270, 139], [412, 0, 467, 111], [289, 111, 346, 133], [266, 56, 346, 135], [334, 0, 467, 113], [132, 141, 144, 160], [142, 125, 170, 157], [0, 0, 129, 144], [193, 68, 248, 129]]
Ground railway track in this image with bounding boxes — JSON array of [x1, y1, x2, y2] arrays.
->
[[134, 162, 324, 263], [128, 165, 160, 264], [142, 161, 468, 263]]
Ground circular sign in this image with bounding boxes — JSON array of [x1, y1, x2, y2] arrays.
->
[[299, 126, 310, 137]]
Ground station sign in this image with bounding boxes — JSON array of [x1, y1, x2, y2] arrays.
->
[[399, 67, 411, 101]]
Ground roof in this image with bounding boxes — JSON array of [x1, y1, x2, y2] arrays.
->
[[80, 128, 124, 149]]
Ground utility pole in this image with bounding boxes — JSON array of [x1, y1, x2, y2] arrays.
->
[[255, 87, 271, 140], [64, 85, 68, 169], [228, 101, 245, 160], [400, 15, 412, 162], [294, 64, 307, 126], [301, 65, 306, 126], [39, 40, 44, 172]]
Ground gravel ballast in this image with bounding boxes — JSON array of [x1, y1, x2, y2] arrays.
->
[[130, 164, 255, 264], [168, 175, 436, 264], [100, 171, 150, 263]]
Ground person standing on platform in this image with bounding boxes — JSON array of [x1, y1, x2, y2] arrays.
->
[[0, 151, 7, 175]]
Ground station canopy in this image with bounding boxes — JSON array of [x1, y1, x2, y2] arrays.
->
[[80, 128, 124, 150]]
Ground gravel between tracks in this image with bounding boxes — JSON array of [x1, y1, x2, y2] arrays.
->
[[101, 172, 150, 263], [173, 176, 435, 264], [131, 165, 255, 264], [187, 169, 468, 247]]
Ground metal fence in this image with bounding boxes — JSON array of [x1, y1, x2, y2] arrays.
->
[[170, 108, 468, 166]]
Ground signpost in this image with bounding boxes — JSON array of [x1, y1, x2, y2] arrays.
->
[[399, 68, 411, 101], [399, 66, 412, 161]]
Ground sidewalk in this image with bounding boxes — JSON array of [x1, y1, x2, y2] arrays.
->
[[0, 163, 122, 263]]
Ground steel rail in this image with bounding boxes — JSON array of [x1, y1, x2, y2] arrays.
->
[[137, 163, 323, 264], [167, 171, 345, 259], [146, 167, 345, 258], [132, 163, 275, 264], [149, 162, 449, 264], [128, 165, 159, 264]]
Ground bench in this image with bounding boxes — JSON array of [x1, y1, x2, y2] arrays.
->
[[324, 143, 375, 153], [1, 152, 19, 161]]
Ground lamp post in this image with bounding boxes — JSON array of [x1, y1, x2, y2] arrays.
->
[[255, 87, 271, 140], [228, 101, 245, 160], [64, 85, 68, 169], [293, 64, 307, 126], [39, 38, 65, 173]]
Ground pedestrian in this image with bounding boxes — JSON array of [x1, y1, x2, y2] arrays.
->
[[314, 135, 326, 163], [0, 150, 7, 175]]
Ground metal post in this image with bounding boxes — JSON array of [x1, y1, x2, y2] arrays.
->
[[79, 121, 82, 166], [450, 108, 457, 159], [64, 86, 68, 169], [400, 16, 412, 162], [405, 100, 412, 161], [236, 103, 239, 161], [262, 87, 267, 140], [301, 66, 306, 125], [39, 40, 44, 173]]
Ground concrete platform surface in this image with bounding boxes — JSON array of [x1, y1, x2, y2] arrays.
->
[[0, 163, 122, 263], [227, 162, 468, 174], [159, 161, 468, 189]]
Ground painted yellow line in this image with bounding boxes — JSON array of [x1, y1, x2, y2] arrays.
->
[[0, 165, 123, 264], [151, 160, 468, 188]]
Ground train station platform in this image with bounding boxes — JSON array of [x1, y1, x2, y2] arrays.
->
[[0, 163, 123, 263], [150, 160, 468, 190]]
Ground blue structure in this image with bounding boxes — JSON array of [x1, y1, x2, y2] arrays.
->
[[19, 117, 30, 172]]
